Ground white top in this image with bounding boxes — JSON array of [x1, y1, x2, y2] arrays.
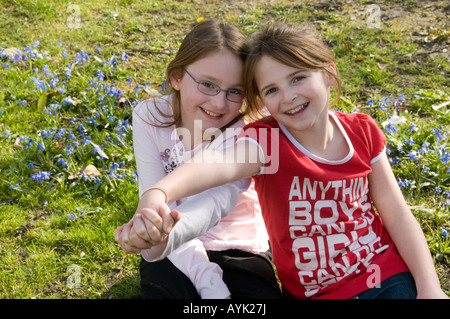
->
[[132, 96, 269, 298]]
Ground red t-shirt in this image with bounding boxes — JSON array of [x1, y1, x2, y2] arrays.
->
[[240, 111, 409, 299]]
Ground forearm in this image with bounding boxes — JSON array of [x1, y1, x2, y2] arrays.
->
[[141, 179, 249, 260], [153, 144, 260, 203], [384, 210, 441, 292]]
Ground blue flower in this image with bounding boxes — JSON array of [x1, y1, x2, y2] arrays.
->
[[31, 76, 47, 91], [57, 158, 68, 167], [433, 126, 446, 141], [404, 137, 415, 146], [409, 124, 418, 133], [96, 69, 105, 81], [31, 170, 51, 182], [439, 152, 449, 165], [407, 150, 418, 163], [36, 143, 46, 151], [441, 229, 448, 239], [120, 51, 129, 61]]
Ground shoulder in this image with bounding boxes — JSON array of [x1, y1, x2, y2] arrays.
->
[[333, 110, 377, 127], [243, 116, 279, 130], [133, 95, 174, 126], [333, 111, 383, 137], [332, 111, 386, 160]]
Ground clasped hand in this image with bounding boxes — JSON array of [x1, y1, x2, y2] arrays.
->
[[114, 192, 180, 254]]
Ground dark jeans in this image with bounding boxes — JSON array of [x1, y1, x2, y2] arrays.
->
[[351, 272, 417, 299], [139, 249, 282, 299]]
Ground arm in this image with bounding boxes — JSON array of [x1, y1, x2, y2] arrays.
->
[[368, 153, 448, 299], [141, 180, 249, 261], [134, 139, 264, 258], [155, 139, 263, 202]]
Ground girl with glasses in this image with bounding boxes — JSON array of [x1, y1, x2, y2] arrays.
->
[[115, 20, 281, 299]]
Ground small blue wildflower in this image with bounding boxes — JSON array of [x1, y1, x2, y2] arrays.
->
[[120, 51, 129, 61], [32, 40, 40, 48], [41, 130, 52, 139], [441, 229, 448, 239], [439, 152, 449, 165], [96, 69, 105, 81], [54, 128, 66, 138], [36, 143, 46, 151], [4, 129, 10, 137], [409, 124, 418, 133], [433, 126, 446, 141], [418, 141, 430, 155], [31, 76, 47, 91], [404, 137, 415, 146], [435, 186, 442, 195], [57, 158, 68, 167], [384, 123, 399, 135], [30, 170, 51, 182]]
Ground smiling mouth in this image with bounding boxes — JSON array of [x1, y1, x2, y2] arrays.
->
[[200, 107, 223, 118], [285, 102, 309, 115]]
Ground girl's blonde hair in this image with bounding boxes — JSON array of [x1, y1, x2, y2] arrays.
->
[[243, 23, 341, 119], [143, 20, 247, 128]]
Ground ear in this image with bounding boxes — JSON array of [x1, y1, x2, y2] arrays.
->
[[169, 70, 183, 91], [325, 63, 337, 86]]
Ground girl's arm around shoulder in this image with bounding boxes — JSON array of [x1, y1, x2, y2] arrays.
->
[[368, 152, 448, 299], [153, 139, 263, 203]]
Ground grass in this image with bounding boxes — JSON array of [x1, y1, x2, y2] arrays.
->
[[0, 0, 449, 298]]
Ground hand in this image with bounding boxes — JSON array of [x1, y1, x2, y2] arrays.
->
[[115, 216, 152, 254], [115, 187, 181, 254], [132, 208, 181, 244]]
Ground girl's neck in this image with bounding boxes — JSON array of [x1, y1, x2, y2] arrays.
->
[[287, 112, 348, 161]]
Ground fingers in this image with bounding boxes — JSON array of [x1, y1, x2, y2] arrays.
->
[[168, 210, 181, 231], [132, 212, 166, 243], [115, 220, 151, 254]]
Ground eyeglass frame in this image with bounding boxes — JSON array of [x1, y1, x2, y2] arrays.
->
[[183, 69, 244, 103]]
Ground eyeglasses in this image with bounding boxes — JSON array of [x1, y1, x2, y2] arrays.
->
[[184, 69, 244, 103]]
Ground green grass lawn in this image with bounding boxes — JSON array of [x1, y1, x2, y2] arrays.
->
[[0, 0, 448, 298]]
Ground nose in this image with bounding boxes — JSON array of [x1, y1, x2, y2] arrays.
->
[[210, 91, 228, 111], [281, 87, 297, 104]]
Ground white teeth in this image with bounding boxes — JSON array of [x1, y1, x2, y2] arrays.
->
[[286, 102, 308, 115], [202, 108, 222, 117]]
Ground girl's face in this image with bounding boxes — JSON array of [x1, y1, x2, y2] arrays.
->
[[170, 49, 244, 141], [254, 55, 335, 136]]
